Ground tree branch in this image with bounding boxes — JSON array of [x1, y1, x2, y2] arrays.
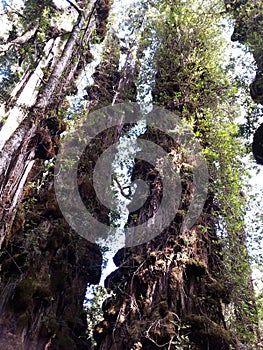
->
[[5, 3, 26, 19], [0, 22, 39, 56], [66, 0, 84, 14], [113, 175, 132, 199], [36, 13, 84, 109]]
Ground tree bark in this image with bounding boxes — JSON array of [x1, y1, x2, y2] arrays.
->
[[94, 2, 258, 349], [95, 140, 233, 350], [0, 23, 39, 56], [0, 1, 111, 348], [0, 0, 258, 349]]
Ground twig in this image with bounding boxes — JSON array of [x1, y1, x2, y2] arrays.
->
[[5, 250, 23, 274], [66, 0, 83, 14]]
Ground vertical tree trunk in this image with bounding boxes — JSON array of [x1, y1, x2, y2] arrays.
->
[[0, 0, 259, 349], [94, 2, 258, 349], [0, 1, 111, 348], [95, 141, 233, 350]]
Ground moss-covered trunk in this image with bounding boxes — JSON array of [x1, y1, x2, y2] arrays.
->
[[95, 134, 233, 350], [0, 0, 259, 349], [94, 2, 258, 349], [0, 1, 111, 348]]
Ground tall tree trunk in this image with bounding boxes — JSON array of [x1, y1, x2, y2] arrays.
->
[[0, 0, 259, 349], [0, 1, 111, 348], [94, 2, 258, 349]]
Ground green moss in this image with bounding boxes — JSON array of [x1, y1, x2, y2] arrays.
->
[[186, 314, 233, 344], [206, 279, 229, 302], [85, 50, 94, 63], [185, 259, 207, 276]]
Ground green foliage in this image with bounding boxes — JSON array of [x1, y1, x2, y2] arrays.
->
[[0, 61, 20, 102], [21, 0, 54, 27], [145, 0, 259, 344], [226, 0, 263, 50], [85, 285, 114, 347], [153, 0, 229, 113], [0, 0, 64, 101], [225, 0, 263, 140], [256, 289, 263, 335]]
